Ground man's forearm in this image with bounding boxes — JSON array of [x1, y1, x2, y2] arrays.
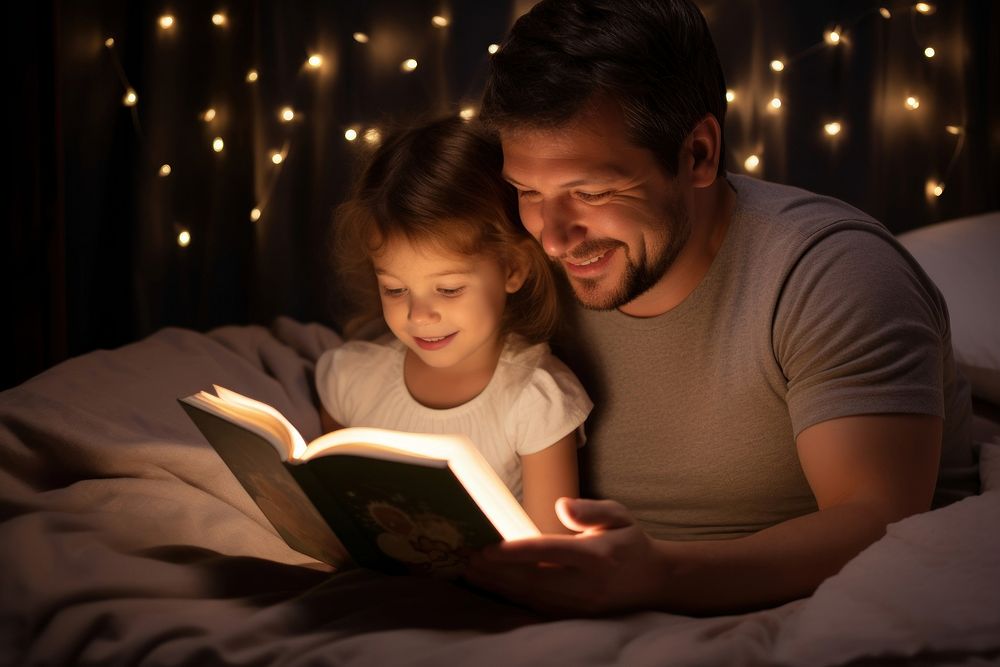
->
[[648, 503, 890, 614]]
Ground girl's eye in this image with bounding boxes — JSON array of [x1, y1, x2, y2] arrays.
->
[[576, 191, 613, 203], [517, 189, 541, 201], [437, 287, 465, 297], [381, 286, 407, 298]]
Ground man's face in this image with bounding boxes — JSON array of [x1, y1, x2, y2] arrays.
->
[[500, 99, 690, 312]]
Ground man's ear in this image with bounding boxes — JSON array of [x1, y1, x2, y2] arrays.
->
[[687, 114, 722, 188], [504, 243, 531, 294]]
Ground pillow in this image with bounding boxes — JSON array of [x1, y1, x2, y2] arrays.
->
[[897, 212, 1000, 406]]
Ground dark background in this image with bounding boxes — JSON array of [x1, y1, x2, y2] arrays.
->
[[6, 0, 999, 391]]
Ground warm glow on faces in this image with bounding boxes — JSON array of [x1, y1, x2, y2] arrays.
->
[[373, 238, 522, 374], [499, 98, 690, 314]]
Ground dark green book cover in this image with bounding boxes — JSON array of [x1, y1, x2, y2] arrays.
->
[[180, 400, 503, 576]]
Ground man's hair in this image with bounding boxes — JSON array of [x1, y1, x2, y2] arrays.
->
[[480, 0, 727, 175], [333, 116, 559, 343]]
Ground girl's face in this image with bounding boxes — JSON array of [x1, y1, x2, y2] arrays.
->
[[373, 236, 526, 375]]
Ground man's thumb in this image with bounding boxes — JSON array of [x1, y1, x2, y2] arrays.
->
[[555, 497, 634, 533]]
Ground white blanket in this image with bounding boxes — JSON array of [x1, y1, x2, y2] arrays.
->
[[1, 318, 997, 666]]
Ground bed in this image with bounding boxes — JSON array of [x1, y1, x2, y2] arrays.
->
[[2, 213, 998, 666]]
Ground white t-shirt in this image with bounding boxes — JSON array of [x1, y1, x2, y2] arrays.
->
[[315, 336, 592, 500]]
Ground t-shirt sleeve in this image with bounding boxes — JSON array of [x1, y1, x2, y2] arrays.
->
[[314, 343, 360, 426], [505, 352, 594, 456], [774, 229, 947, 437]]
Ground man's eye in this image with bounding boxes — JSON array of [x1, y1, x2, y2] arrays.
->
[[381, 287, 407, 297], [576, 191, 613, 203], [437, 287, 466, 297]]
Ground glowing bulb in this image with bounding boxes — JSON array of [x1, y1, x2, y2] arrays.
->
[[158, 15, 174, 30], [770, 59, 784, 72], [824, 29, 841, 45], [246, 69, 258, 83], [726, 89, 736, 103], [915, 3, 934, 15], [488, 43, 500, 54], [353, 32, 369, 43], [879, 7, 892, 19], [769, 97, 782, 110], [213, 137, 225, 152], [104, 37, 115, 48], [271, 151, 284, 165], [122, 89, 138, 106], [364, 128, 381, 144], [926, 180, 945, 198], [250, 208, 262, 222], [945, 125, 962, 135], [159, 164, 172, 177], [431, 15, 449, 27], [344, 128, 358, 141], [824, 122, 842, 136], [924, 47, 935, 58], [744, 154, 760, 172], [212, 13, 227, 26], [177, 230, 191, 247], [203, 108, 216, 122], [401, 58, 418, 72], [459, 107, 476, 120], [905, 96, 920, 110], [280, 106, 295, 122], [307, 54, 323, 69]]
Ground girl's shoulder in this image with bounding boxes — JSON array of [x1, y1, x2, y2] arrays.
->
[[498, 336, 588, 399]]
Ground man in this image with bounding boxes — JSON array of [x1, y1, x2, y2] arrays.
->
[[465, 0, 978, 615]]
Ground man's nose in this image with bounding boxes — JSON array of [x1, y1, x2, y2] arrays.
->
[[408, 296, 441, 325], [539, 198, 585, 257]]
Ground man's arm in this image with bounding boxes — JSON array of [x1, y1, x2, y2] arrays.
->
[[465, 413, 942, 615]]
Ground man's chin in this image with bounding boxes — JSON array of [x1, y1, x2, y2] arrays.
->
[[568, 277, 629, 312]]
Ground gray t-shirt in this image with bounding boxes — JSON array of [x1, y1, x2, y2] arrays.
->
[[554, 174, 978, 541]]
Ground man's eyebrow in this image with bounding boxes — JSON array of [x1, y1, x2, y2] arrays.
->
[[503, 169, 627, 189]]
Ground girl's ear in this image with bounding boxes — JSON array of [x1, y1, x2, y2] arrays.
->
[[504, 243, 531, 294]]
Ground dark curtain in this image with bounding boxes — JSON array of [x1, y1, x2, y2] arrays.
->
[[5, 0, 999, 390]]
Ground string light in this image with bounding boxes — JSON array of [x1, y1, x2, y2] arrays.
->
[[159, 164, 172, 176], [271, 151, 285, 165], [364, 128, 381, 145], [925, 180, 944, 198], [945, 125, 962, 135], [122, 89, 138, 106], [212, 13, 227, 27], [824, 28, 842, 45], [744, 154, 761, 172], [488, 43, 500, 54], [212, 137, 225, 152], [824, 121, 842, 136], [307, 54, 323, 69], [770, 59, 785, 72], [158, 15, 175, 30], [280, 106, 295, 122], [104, 37, 115, 48], [904, 95, 920, 110], [353, 32, 369, 43], [177, 230, 191, 247], [924, 47, 936, 58], [914, 3, 935, 15], [344, 128, 359, 141], [726, 89, 736, 103], [401, 58, 418, 72], [203, 108, 216, 122], [250, 208, 262, 222], [879, 7, 892, 19], [769, 96, 782, 110], [431, 16, 449, 27], [459, 107, 476, 120], [246, 70, 258, 83]]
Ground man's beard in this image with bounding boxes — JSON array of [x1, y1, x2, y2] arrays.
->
[[559, 200, 691, 311]]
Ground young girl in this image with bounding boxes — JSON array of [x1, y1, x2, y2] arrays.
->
[[316, 116, 592, 534]]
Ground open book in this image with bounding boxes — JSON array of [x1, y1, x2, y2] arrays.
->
[[179, 385, 540, 576]]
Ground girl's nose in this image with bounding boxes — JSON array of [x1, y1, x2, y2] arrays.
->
[[408, 297, 441, 325]]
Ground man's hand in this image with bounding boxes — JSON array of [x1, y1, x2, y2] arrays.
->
[[464, 497, 664, 616]]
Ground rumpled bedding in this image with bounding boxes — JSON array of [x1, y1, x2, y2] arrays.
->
[[2, 317, 998, 666]]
